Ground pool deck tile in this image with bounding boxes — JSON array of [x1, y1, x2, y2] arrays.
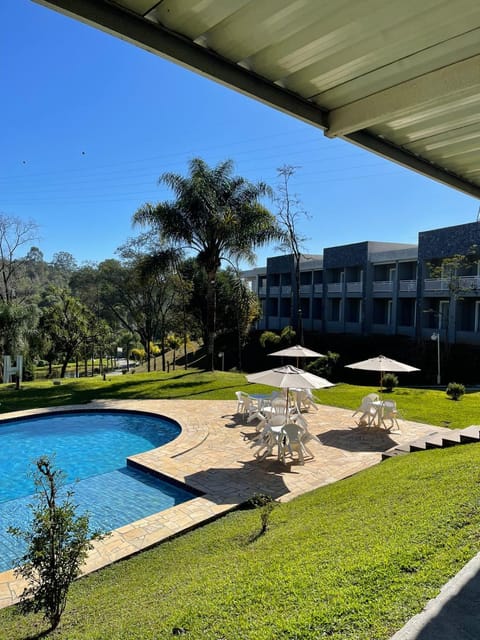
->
[[0, 398, 451, 610]]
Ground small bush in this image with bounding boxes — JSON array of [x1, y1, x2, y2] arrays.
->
[[245, 493, 275, 509], [383, 373, 399, 392], [446, 382, 465, 401]]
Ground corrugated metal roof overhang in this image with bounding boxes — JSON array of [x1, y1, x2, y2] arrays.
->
[[34, 0, 480, 198]]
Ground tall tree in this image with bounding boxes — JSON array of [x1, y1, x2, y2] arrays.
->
[[275, 165, 309, 345], [98, 254, 177, 372], [0, 214, 39, 304], [133, 158, 280, 371], [39, 288, 93, 378]]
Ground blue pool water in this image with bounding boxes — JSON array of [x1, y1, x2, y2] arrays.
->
[[0, 410, 196, 572]]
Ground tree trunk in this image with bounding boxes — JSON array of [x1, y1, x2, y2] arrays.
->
[[206, 274, 216, 372]]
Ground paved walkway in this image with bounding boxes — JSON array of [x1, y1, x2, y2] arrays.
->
[[0, 399, 450, 611]]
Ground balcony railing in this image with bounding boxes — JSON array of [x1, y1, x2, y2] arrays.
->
[[269, 286, 280, 295], [299, 284, 312, 294], [425, 276, 480, 291], [313, 284, 323, 294], [424, 278, 448, 291], [328, 283, 343, 293], [458, 276, 480, 290], [346, 281, 363, 293], [258, 286, 266, 296], [399, 279, 417, 292], [373, 281, 393, 292], [281, 285, 292, 296]]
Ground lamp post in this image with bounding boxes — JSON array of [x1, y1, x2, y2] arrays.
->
[[423, 308, 443, 385], [431, 331, 441, 385]]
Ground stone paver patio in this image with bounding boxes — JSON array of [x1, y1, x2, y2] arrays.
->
[[0, 399, 450, 609]]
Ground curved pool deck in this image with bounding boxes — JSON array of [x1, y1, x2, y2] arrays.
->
[[0, 399, 449, 609]]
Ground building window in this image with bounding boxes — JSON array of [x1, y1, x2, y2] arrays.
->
[[268, 298, 278, 316], [313, 270, 323, 284], [329, 298, 341, 321], [398, 299, 415, 327], [373, 299, 389, 324], [300, 298, 310, 319], [300, 271, 312, 285], [346, 299, 361, 323], [280, 297, 291, 318]]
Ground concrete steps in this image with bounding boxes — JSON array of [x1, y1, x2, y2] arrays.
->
[[382, 425, 480, 460]]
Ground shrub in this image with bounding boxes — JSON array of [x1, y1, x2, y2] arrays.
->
[[383, 373, 399, 392], [306, 351, 339, 379], [245, 493, 278, 536], [446, 382, 465, 401], [8, 456, 106, 630]]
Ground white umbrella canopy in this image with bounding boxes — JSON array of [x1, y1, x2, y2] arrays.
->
[[246, 364, 334, 414], [345, 355, 420, 388], [268, 344, 326, 359], [268, 344, 326, 368]]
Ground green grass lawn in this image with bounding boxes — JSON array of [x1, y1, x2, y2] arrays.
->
[[1, 368, 478, 429], [1, 444, 480, 639], [1, 369, 480, 639]]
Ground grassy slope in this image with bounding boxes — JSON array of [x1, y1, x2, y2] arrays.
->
[[1, 445, 480, 639]]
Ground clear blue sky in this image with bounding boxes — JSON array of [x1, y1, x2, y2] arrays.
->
[[2, 0, 478, 267]]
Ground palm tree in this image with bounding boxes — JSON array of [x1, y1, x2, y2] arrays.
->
[[133, 158, 280, 370]]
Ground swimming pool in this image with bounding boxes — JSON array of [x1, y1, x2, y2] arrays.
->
[[0, 410, 197, 572]]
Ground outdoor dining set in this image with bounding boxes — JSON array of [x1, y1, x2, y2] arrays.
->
[[236, 387, 320, 465], [237, 347, 418, 465]]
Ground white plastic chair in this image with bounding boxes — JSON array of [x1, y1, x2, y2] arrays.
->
[[250, 425, 278, 460], [236, 391, 260, 422], [294, 389, 318, 412], [381, 400, 401, 431], [235, 391, 249, 415], [279, 423, 309, 465], [352, 393, 379, 426]]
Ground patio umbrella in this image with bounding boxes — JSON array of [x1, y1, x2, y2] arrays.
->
[[345, 355, 420, 390], [246, 364, 334, 414], [268, 344, 326, 367]]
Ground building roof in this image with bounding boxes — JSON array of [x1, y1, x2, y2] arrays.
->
[[36, 0, 480, 199]]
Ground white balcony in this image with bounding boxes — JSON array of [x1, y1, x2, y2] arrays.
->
[[399, 280, 416, 292], [424, 278, 448, 291], [328, 283, 343, 293], [299, 284, 312, 294], [281, 285, 292, 296], [346, 281, 363, 293], [314, 284, 323, 294], [459, 276, 480, 290], [258, 286, 267, 296], [373, 281, 393, 292], [269, 286, 280, 295]]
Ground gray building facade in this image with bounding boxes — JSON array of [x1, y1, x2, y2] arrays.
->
[[242, 222, 480, 346]]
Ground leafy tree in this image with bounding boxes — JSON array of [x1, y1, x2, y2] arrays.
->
[[8, 456, 104, 631], [0, 301, 38, 361], [424, 245, 480, 346], [260, 326, 296, 349], [98, 251, 177, 372], [166, 333, 182, 370], [133, 157, 280, 371], [428, 245, 480, 301], [39, 288, 93, 377], [224, 269, 260, 371]]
